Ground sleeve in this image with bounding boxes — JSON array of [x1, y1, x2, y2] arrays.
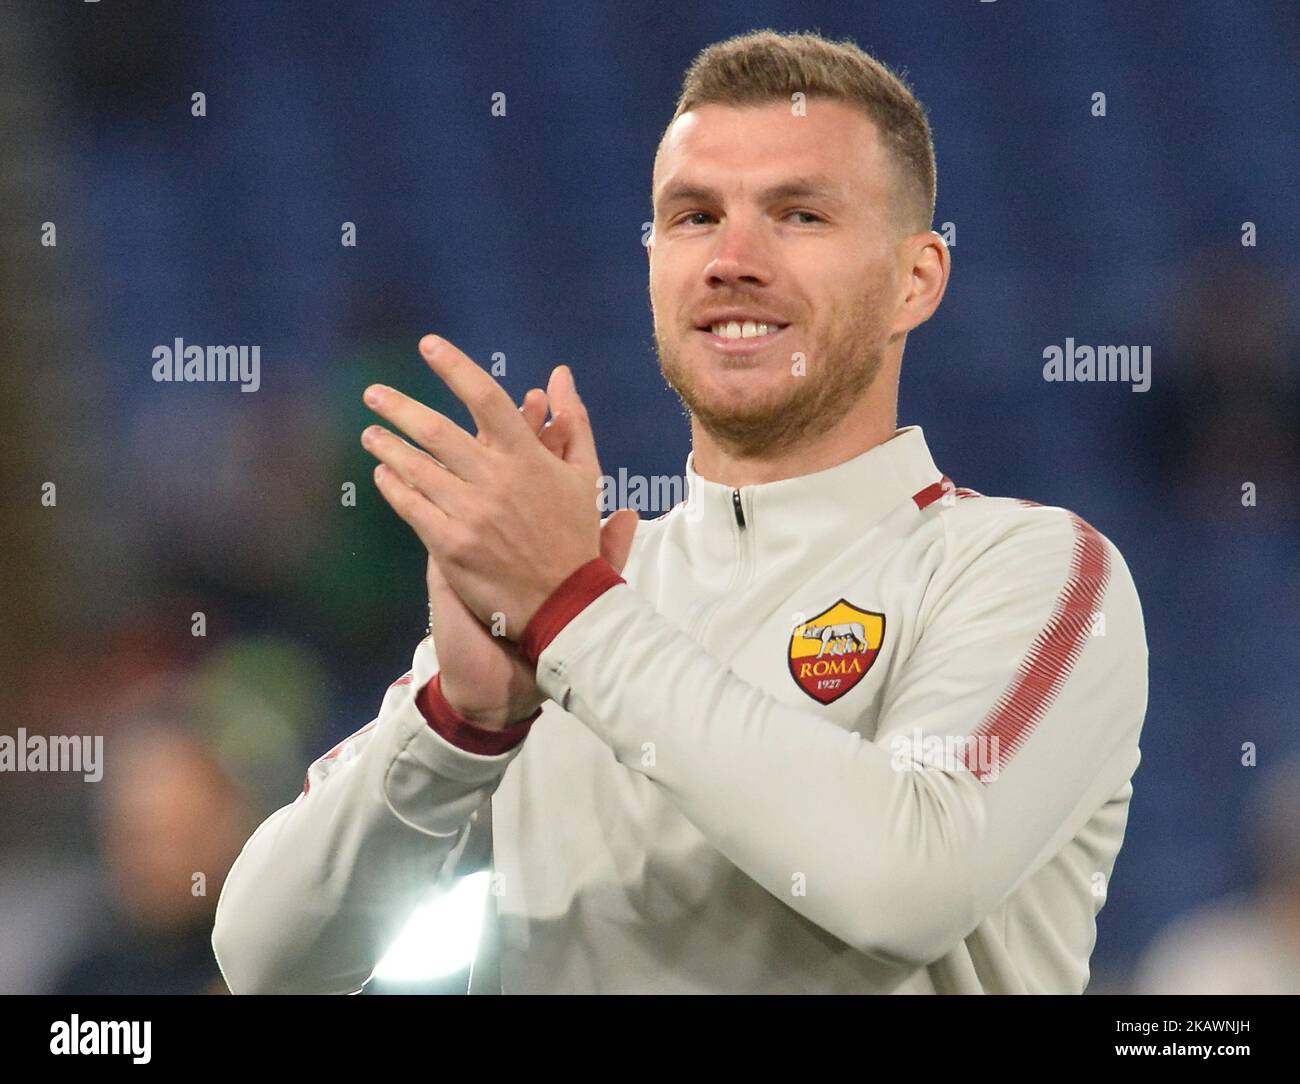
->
[[525, 508, 1149, 969], [211, 635, 527, 994]]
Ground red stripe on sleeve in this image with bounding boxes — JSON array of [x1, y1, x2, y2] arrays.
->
[[962, 513, 1111, 783]]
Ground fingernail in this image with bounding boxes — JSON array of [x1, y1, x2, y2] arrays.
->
[[419, 335, 442, 356], [364, 386, 384, 407]]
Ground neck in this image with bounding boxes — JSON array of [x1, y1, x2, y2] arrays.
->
[[690, 380, 900, 489]]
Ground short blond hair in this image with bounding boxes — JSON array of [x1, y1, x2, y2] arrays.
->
[[660, 29, 936, 232]]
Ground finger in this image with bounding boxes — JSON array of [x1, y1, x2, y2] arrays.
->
[[364, 384, 484, 481], [519, 388, 548, 436], [372, 463, 452, 558], [419, 335, 535, 453], [598, 508, 639, 573], [546, 365, 600, 474], [362, 425, 470, 516], [538, 410, 574, 459]]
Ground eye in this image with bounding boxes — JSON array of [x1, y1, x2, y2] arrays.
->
[[785, 210, 824, 224], [680, 211, 716, 226]]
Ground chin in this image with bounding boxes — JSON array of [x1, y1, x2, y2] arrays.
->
[[689, 375, 795, 421], [661, 337, 802, 421], [722, 353, 795, 387]]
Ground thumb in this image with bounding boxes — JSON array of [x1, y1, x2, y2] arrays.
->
[[598, 508, 639, 573]]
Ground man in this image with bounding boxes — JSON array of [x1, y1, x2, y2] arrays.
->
[[212, 30, 1148, 994], [58, 725, 251, 995]]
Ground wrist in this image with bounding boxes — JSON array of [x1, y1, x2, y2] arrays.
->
[[520, 557, 625, 667], [454, 703, 538, 732], [440, 683, 542, 732], [418, 673, 542, 755]]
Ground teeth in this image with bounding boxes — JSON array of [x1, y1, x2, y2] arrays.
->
[[709, 320, 778, 339]]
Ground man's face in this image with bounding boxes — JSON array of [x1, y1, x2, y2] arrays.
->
[[649, 99, 907, 457]]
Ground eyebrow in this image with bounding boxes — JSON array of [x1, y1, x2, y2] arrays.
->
[[655, 174, 847, 213]]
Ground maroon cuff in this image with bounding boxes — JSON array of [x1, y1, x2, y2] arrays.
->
[[416, 671, 542, 756], [519, 557, 625, 668]]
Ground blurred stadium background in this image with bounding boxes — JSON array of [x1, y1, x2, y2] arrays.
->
[[1, 1, 1297, 994]]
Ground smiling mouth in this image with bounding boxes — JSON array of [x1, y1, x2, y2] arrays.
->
[[695, 323, 791, 354]]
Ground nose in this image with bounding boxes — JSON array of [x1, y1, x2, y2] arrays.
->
[[702, 217, 773, 290]]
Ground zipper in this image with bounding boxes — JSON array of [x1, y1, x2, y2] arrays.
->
[[683, 486, 753, 643]]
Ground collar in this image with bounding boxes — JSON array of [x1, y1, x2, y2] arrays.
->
[[680, 425, 948, 546]]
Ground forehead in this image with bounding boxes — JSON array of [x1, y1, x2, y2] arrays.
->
[[654, 99, 886, 204]]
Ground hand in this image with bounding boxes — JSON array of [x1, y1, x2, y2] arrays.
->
[[422, 389, 546, 729], [367, 363, 637, 730], [363, 335, 625, 639]]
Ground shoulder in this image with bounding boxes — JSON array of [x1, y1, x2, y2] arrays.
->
[[938, 486, 1130, 581], [924, 486, 1144, 637]]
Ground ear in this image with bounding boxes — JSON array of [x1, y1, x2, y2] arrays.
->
[[891, 230, 950, 337]]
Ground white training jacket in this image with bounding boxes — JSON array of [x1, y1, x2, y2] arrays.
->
[[212, 424, 1149, 994]]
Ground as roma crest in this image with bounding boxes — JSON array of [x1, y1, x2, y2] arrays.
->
[[789, 601, 885, 705]]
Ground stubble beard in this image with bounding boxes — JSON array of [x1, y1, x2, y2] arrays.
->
[[655, 279, 894, 460]]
